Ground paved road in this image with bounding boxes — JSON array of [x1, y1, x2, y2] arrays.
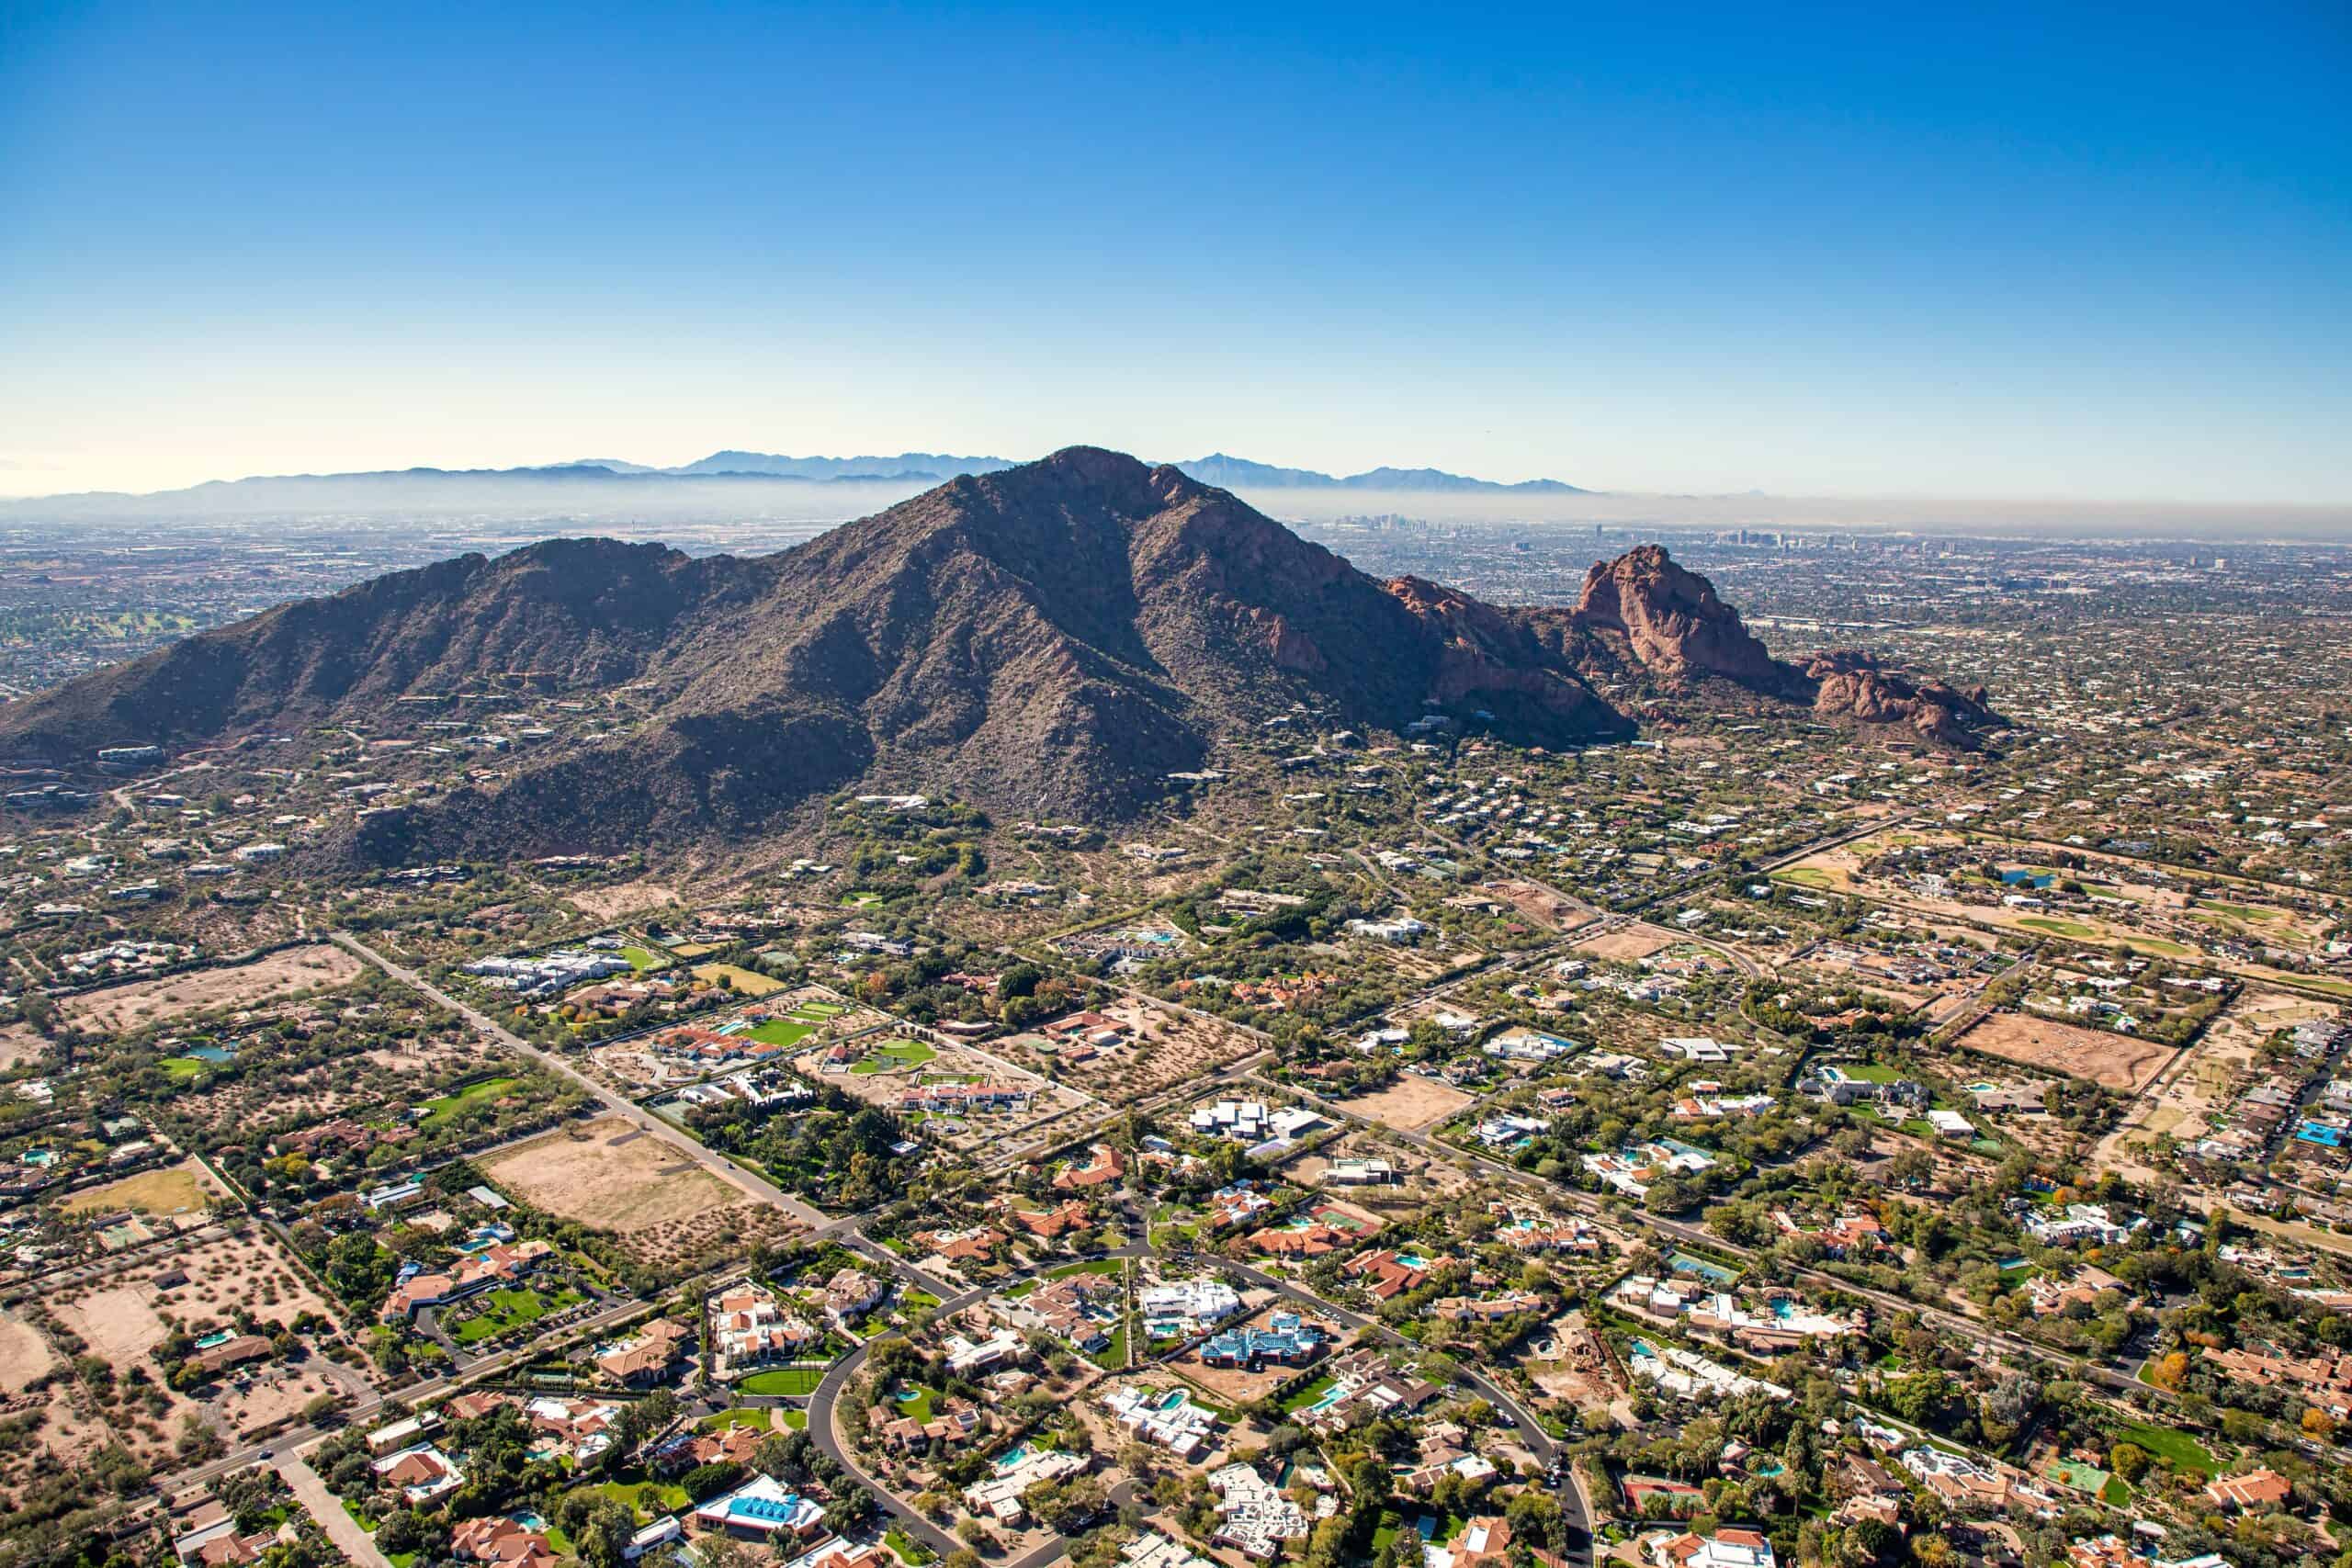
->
[[334, 930, 963, 1304], [0, 1222, 232, 1304], [809, 1230, 1591, 1568], [161, 1293, 651, 1494], [279, 1453, 393, 1568], [331, 930, 833, 1230], [807, 1340, 964, 1562], [1249, 1064, 2221, 1434]]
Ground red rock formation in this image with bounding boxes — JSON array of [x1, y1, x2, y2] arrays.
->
[[1801, 649, 2003, 748], [1567, 544, 1794, 690]]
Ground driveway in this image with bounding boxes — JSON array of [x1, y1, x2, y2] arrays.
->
[[278, 1453, 392, 1568]]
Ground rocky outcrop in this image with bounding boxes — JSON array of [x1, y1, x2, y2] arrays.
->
[[1802, 649, 2004, 748], [1566, 544, 1797, 691]]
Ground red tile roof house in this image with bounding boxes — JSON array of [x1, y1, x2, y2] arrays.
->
[[595, 1318, 695, 1385], [189, 1333, 277, 1377], [380, 1238, 556, 1321], [822, 1268, 889, 1327], [917, 1225, 1005, 1261], [372, 1443, 464, 1505], [1346, 1248, 1434, 1300], [175, 1516, 281, 1567], [451, 1517, 558, 1568], [1444, 1517, 1565, 1568], [651, 1419, 764, 1474], [2206, 1469, 2293, 1512], [1012, 1199, 1092, 1239], [1250, 1222, 1350, 1258], [1055, 1143, 1127, 1190]]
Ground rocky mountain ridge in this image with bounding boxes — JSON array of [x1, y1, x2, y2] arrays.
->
[[0, 448, 1999, 856]]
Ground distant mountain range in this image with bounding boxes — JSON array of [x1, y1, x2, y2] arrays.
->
[[0, 449, 1589, 516], [1179, 453, 1588, 494], [0, 447, 1998, 859]]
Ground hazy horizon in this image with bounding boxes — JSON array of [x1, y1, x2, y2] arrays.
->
[[6, 4, 2348, 514], [4, 463, 2349, 545]]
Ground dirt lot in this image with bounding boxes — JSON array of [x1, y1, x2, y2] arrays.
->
[[0, 1023, 47, 1069], [485, 1119, 738, 1232], [207, 1358, 375, 1438], [55, 1228, 343, 1361], [1519, 1311, 1627, 1420], [1337, 1075, 1478, 1132], [1954, 1010, 2172, 1092], [483, 1118, 805, 1266], [1481, 880, 1594, 931], [0, 1308, 58, 1393], [2095, 987, 2331, 1179], [1280, 1132, 1473, 1203], [1574, 924, 1678, 963], [62, 943, 364, 1032], [61, 1157, 223, 1218], [17, 1228, 361, 1499], [178, 1029, 490, 1137], [567, 880, 684, 920], [1175, 1307, 1338, 1404], [997, 994, 1260, 1106]]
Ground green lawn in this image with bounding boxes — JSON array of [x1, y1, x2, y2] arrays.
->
[[692, 963, 786, 996], [449, 1284, 585, 1343], [2197, 900, 2286, 922], [594, 1479, 691, 1522], [1043, 1258, 1124, 1280], [2118, 1421, 2218, 1476], [1083, 1321, 1129, 1371], [701, 1408, 771, 1432], [1279, 1373, 1338, 1414], [778, 1408, 806, 1429], [738, 1365, 829, 1396], [418, 1076, 521, 1121], [2015, 916, 2105, 939], [1835, 1064, 1905, 1083], [885, 1528, 936, 1565], [620, 944, 672, 972], [1372, 1509, 1468, 1558], [851, 1039, 937, 1075], [745, 1019, 813, 1047], [160, 1056, 208, 1081], [882, 1383, 941, 1423]]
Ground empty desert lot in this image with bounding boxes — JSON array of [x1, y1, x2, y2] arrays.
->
[[482, 1117, 740, 1233], [62, 942, 364, 1032], [1956, 1010, 2171, 1093]]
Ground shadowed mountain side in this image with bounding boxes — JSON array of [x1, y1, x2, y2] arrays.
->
[[0, 447, 1999, 856], [0, 539, 772, 760]]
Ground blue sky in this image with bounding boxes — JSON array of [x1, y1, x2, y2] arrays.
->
[[2, 1, 2347, 503]]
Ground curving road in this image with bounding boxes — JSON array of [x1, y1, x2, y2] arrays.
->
[[805, 1233, 1592, 1568]]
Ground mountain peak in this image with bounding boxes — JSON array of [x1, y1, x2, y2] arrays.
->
[[0, 453, 1996, 858]]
